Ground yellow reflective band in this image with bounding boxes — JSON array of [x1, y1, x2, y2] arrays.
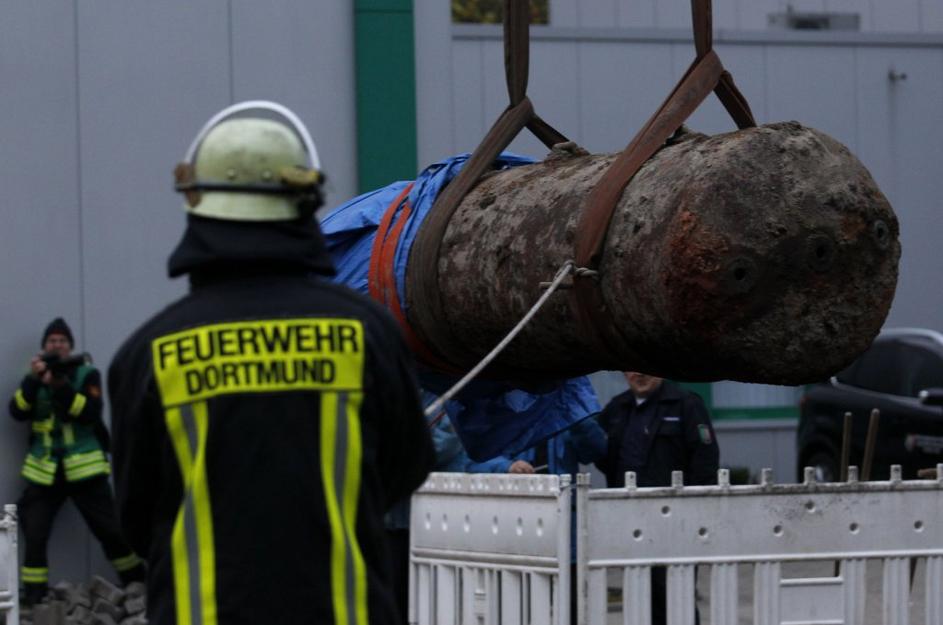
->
[[22, 466, 55, 486], [111, 553, 143, 572], [63, 450, 111, 480], [31, 418, 54, 434], [63, 450, 108, 468], [23, 455, 57, 482], [63, 424, 75, 446], [166, 406, 194, 625], [321, 392, 368, 625], [21, 566, 48, 583], [14, 389, 31, 411], [166, 402, 218, 625], [65, 463, 110, 481], [343, 392, 368, 625], [68, 393, 87, 417], [192, 401, 218, 625], [321, 393, 349, 625], [151, 318, 365, 406]]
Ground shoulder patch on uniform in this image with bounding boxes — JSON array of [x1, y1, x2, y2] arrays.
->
[[698, 423, 713, 445], [87, 385, 102, 399]]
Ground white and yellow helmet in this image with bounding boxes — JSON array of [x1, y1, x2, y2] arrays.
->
[[174, 100, 324, 221]]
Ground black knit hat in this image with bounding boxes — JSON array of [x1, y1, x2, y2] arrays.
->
[[41, 317, 74, 348]]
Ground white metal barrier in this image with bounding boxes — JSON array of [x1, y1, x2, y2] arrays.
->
[[577, 465, 943, 625], [412, 467, 943, 625], [410, 473, 572, 625], [0, 505, 18, 625]]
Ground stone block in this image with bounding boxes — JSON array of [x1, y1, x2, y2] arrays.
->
[[89, 576, 125, 606], [119, 615, 148, 625], [32, 602, 64, 625], [123, 594, 146, 616], [123, 582, 145, 599], [64, 585, 92, 611], [52, 581, 73, 601], [68, 604, 92, 623], [90, 612, 117, 625], [93, 597, 126, 622]]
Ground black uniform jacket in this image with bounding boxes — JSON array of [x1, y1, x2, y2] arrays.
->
[[108, 217, 434, 625], [596, 381, 719, 488]]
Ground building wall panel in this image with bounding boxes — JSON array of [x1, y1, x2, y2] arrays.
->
[[232, 3, 358, 200], [578, 41, 676, 152], [765, 45, 859, 150], [450, 40, 489, 155], [1, 0, 358, 583]]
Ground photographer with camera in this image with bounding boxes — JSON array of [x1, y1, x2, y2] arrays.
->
[[8, 317, 145, 605]]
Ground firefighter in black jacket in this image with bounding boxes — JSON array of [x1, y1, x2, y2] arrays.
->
[[108, 101, 435, 625], [9, 317, 144, 605], [596, 372, 719, 625]]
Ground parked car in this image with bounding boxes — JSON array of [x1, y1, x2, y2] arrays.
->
[[797, 328, 943, 482]]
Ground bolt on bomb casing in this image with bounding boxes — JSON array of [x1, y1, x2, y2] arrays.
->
[[407, 122, 899, 385]]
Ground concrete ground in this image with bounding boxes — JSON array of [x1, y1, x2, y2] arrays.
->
[[606, 559, 929, 624]]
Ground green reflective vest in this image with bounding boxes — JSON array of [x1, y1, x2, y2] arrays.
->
[[22, 364, 110, 485]]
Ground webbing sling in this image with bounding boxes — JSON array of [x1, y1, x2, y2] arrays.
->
[[406, 0, 568, 370], [408, 0, 756, 371], [571, 1, 755, 367], [367, 183, 459, 372]]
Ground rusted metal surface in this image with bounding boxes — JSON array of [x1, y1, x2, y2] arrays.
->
[[405, 122, 900, 385]]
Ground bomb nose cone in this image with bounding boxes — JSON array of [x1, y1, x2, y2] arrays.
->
[[635, 124, 900, 384]]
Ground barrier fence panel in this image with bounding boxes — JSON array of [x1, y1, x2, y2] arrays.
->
[[577, 465, 943, 625], [409, 473, 572, 625], [0, 505, 18, 625]]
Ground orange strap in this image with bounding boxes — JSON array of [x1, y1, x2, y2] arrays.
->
[[368, 184, 458, 372]]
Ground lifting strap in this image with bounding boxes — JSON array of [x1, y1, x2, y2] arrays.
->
[[368, 182, 459, 372], [406, 0, 568, 370], [407, 0, 756, 372], [572, 1, 756, 366]]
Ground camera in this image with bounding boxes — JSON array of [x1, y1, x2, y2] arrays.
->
[[40, 352, 87, 378]]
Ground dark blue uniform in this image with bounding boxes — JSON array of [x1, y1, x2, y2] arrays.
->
[[595, 380, 719, 625], [596, 381, 718, 488]]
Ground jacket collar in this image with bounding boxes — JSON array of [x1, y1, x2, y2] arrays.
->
[[167, 215, 336, 280]]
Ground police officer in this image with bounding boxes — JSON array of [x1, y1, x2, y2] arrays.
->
[[108, 101, 435, 625], [8, 317, 144, 605], [596, 372, 719, 625]]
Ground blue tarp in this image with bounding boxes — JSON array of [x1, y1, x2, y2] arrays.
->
[[320, 153, 600, 461]]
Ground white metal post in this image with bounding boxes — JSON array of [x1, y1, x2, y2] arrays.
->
[[576, 472, 591, 625], [709, 563, 738, 625], [0, 505, 18, 625]]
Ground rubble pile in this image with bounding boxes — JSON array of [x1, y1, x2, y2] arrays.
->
[[20, 577, 146, 625]]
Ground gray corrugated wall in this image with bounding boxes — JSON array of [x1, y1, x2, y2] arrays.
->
[[1, 0, 356, 583]]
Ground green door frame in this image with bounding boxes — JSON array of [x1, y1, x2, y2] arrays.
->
[[354, 0, 418, 193]]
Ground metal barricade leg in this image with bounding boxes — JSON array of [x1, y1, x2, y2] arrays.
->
[[584, 567, 607, 625], [666, 565, 696, 625], [0, 506, 18, 625], [883, 557, 910, 625], [841, 559, 866, 625], [530, 572, 553, 625], [926, 557, 943, 625], [501, 570, 523, 625], [416, 563, 432, 625], [624, 566, 652, 625], [754, 562, 781, 625], [709, 563, 737, 625], [436, 565, 458, 625]]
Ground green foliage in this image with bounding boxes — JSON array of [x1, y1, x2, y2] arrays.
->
[[452, 0, 549, 25]]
